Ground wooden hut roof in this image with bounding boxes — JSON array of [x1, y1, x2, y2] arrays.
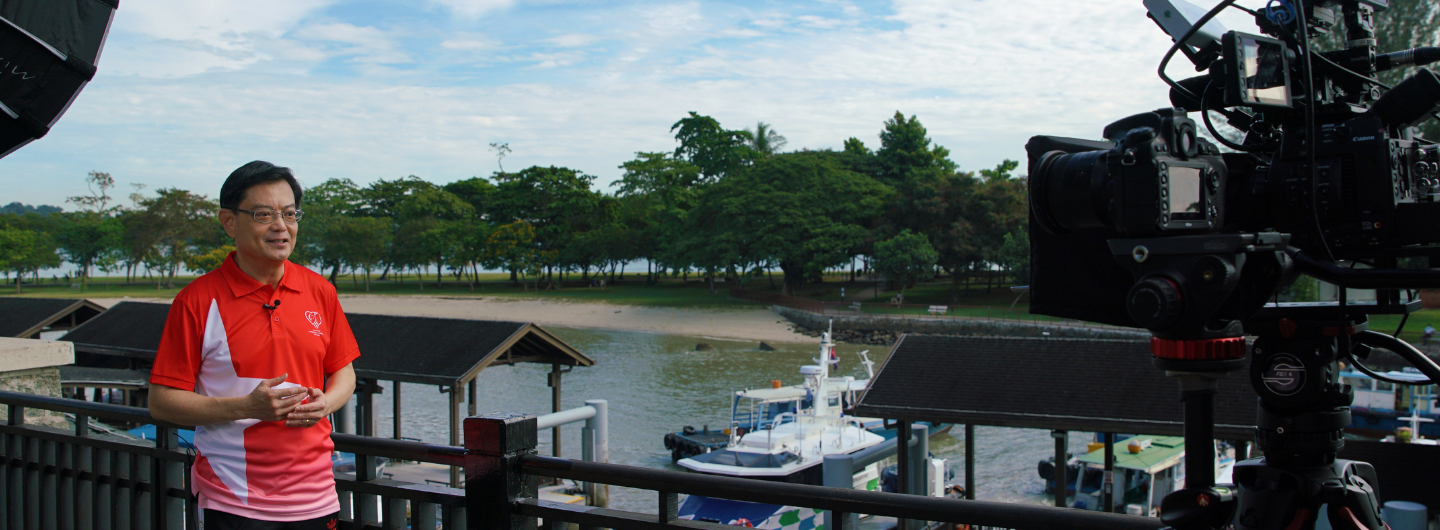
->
[[62, 301, 594, 387], [0, 297, 105, 339]]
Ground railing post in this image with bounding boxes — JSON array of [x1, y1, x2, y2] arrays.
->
[[906, 424, 929, 530], [658, 491, 679, 523], [356, 450, 380, 527], [1053, 430, 1069, 509], [466, 412, 538, 530], [823, 453, 858, 530], [583, 399, 608, 509]]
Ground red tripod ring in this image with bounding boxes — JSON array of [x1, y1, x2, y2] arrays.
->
[[1150, 337, 1248, 361]]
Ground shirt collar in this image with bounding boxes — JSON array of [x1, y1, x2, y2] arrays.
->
[[219, 252, 305, 298]]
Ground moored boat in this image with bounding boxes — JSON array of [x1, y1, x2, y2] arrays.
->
[[674, 327, 952, 527]]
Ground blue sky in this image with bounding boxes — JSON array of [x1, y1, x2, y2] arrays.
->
[[1, 0, 1270, 209]]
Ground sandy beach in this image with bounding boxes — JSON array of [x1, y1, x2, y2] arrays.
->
[[90, 295, 813, 344]]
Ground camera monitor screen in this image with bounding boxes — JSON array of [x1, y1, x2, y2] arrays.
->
[[1168, 165, 1204, 221], [1234, 32, 1291, 107]]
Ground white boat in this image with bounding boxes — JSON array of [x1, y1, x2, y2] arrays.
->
[[675, 326, 951, 528], [676, 327, 887, 483]]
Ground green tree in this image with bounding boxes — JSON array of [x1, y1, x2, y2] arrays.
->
[[490, 166, 599, 287], [745, 121, 788, 157], [481, 221, 545, 290], [330, 216, 392, 291], [185, 245, 237, 273], [876, 111, 957, 187], [614, 152, 703, 281], [295, 178, 363, 279], [53, 212, 123, 290], [688, 151, 892, 295], [996, 230, 1030, 285], [359, 175, 436, 282], [671, 112, 758, 182], [0, 214, 61, 292], [874, 229, 938, 299], [137, 188, 219, 288]]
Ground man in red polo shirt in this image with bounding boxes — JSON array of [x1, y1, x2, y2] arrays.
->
[[149, 161, 360, 529]]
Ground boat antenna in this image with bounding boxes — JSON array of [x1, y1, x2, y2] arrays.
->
[[857, 350, 874, 379]]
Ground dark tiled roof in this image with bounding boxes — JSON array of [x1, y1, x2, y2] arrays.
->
[[852, 334, 1259, 439], [61, 301, 170, 357], [60, 301, 593, 386], [0, 297, 105, 338], [344, 313, 593, 386]]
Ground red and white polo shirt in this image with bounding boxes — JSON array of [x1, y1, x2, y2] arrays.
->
[[150, 253, 361, 521]]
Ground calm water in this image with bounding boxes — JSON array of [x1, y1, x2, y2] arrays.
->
[[357, 327, 1098, 512]]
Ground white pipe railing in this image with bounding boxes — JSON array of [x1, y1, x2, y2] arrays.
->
[[535, 399, 609, 507]]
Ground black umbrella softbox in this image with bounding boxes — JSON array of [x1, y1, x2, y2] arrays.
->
[[0, 0, 118, 158]]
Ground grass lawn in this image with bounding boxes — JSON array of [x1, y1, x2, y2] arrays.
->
[[15, 270, 1431, 340], [3, 271, 764, 309]]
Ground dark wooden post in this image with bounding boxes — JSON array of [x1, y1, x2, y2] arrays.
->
[[466, 412, 538, 530], [392, 381, 402, 440], [1052, 430, 1068, 508], [965, 424, 976, 500], [1103, 432, 1115, 512], [547, 365, 562, 458]]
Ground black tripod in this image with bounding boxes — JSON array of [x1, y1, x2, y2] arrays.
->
[[1155, 301, 1440, 530]]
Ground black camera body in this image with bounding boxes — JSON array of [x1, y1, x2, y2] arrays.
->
[[1028, 16, 1440, 335], [1244, 110, 1440, 254], [1030, 109, 1227, 238]]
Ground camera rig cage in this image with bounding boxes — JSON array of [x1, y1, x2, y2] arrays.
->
[[1025, 1, 1440, 529]]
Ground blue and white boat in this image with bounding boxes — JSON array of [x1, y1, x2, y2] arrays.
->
[[1343, 366, 1439, 439], [674, 327, 951, 528]]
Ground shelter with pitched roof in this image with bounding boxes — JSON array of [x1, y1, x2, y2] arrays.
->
[[0, 297, 105, 339], [61, 301, 595, 450]]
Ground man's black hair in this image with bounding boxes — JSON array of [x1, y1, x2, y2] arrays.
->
[[219, 160, 303, 210]]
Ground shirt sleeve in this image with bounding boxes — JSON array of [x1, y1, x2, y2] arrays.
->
[[149, 297, 207, 391], [324, 295, 361, 375]]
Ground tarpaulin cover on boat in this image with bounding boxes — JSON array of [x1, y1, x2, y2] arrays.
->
[[0, 0, 118, 158], [686, 449, 801, 469]]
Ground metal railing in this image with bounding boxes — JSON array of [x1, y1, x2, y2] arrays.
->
[[1, 389, 467, 530], [3, 390, 1166, 530], [466, 412, 1165, 530]]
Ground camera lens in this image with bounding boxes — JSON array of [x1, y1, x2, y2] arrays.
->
[[1029, 149, 1112, 234]]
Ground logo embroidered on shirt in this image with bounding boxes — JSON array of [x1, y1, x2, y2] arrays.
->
[[305, 311, 324, 336]]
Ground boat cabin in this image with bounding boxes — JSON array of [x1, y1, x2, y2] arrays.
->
[[1073, 436, 1188, 516], [1342, 367, 1439, 438]]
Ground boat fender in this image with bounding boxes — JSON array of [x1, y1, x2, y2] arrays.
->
[[683, 425, 696, 435], [1037, 460, 1055, 480]]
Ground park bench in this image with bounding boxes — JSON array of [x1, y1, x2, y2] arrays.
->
[[849, 301, 862, 311], [928, 305, 948, 315]]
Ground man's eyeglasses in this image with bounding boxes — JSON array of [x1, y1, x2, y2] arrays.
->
[[234, 208, 304, 224]]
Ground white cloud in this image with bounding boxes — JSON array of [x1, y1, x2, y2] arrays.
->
[[296, 23, 414, 65], [104, 0, 334, 77], [429, 0, 516, 19], [440, 33, 497, 51], [547, 34, 600, 48]]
